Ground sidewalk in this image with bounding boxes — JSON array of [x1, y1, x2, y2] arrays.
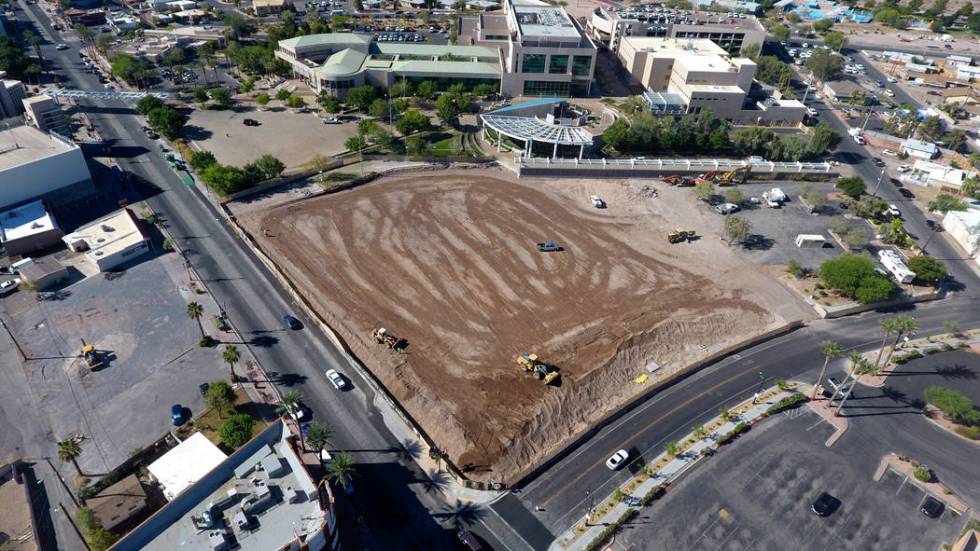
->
[[551, 384, 803, 551], [855, 329, 980, 388]]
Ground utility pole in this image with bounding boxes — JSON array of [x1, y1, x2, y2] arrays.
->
[[871, 166, 886, 197], [861, 109, 873, 131]]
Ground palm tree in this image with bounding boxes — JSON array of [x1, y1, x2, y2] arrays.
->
[[834, 354, 875, 416], [878, 315, 918, 373], [276, 390, 304, 447], [306, 422, 333, 459], [812, 340, 841, 399], [57, 438, 83, 477], [327, 452, 357, 493], [186, 302, 205, 339], [222, 345, 240, 383], [872, 318, 898, 373]]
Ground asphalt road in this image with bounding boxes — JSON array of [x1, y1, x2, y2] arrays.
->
[[12, 3, 491, 550], [785, 37, 970, 62]]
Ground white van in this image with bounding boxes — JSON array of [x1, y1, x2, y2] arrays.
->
[[795, 234, 826, 248]]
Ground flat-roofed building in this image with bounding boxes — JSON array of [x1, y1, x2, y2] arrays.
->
[[0, 200, 63, 257], [617, 37, 803, 125], [88, 474, 149, 532], [252, 0, 287, 15], [22, 95, 69, 135], [588, 6, 765, 56], [0, 70, 26, 119], [61, 208, 151, 272], [0, 125, 93, 211]]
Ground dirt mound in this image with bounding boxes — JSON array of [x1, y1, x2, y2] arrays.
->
[[242, 169, 780, 482]]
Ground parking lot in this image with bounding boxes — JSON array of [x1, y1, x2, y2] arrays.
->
[[0, 251, 228, 474], [724, 180, 846, 268], [622, 408, 964, 551], [185, 105, 359, 171]]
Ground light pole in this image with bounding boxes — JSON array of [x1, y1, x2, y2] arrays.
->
[[871, 166, 886, 197], [861, 108, 873, 131], [752, 371, 765, 404], [801, 82, 811, 104]]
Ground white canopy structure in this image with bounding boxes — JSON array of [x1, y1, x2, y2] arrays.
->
[[480, 98, 594, 158]]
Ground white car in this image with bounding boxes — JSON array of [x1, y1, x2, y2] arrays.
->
[[853, 135, 866, 145], [325, 369, 348, 390], [590, 195, 606, 208], [887, 204, 901, 218], [887, 76, 897, 83], [806, 107, 819, 117], [897, 164, 911, 173], [55, 43, 68, 50], [715, 203, 740, 215], [605, 449, 629, 470], [0, 278, 20, 296], [322, 116, 340, 124], [885, 89, 895, 97], [882, 149, 897, 156]]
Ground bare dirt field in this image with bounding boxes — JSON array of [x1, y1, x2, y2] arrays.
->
[[239, 168, 809, 482]]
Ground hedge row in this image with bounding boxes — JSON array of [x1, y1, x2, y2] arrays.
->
[[585, 508, 638, 551], [717, 422, 750, 446], [766, 392, 808, 416]]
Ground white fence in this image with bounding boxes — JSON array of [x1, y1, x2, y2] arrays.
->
[[516, 156, 834, 175]]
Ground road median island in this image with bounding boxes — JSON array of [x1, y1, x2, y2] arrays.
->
[[233, 166, 810, 485]]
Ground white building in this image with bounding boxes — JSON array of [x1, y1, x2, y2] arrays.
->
[[147, 433, 228, 501], [0, 200, 63, 257], [942, 208, 980, 266], [62, 208, 151, 272], [0, 71, 26, 119], [901, 160, 977, 190], [22, 95, 69, 135], [900, 138, 939, 160], [0, 125, 93, 211], [878, 249, 916, 284]]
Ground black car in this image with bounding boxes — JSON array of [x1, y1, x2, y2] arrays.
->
[[890, 178, 903, 188], [920, 496, 944, 518], [873, 158, 885, 167], [199, 382, 210, 397], [283, 314, 302, 330], [243, 118, 260, 126], [899, 188, 916, 199], [811, 492, 839, 516]]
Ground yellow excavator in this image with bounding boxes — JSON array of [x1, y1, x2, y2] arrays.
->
[[716, 166, 751, 186], [666, 229, 696, 243], [80, 339, 102, 369], [373, 327, 406, 352], [515, 353, 560, 385]]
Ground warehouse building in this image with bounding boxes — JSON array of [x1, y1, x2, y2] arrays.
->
[[0, 125, 93, 211], [617, 37, 804, 125]]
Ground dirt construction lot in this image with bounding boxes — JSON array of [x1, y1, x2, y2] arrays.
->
[[240, 168, 808, 482]]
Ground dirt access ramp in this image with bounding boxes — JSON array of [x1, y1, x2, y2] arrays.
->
[[239, 168, 797, 482]]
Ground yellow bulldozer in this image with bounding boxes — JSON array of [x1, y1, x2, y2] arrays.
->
[[80, 339, 103, 369], [373, 328, 406, 352], [515, 353, 561, 385], [666, 229, 696, 243]]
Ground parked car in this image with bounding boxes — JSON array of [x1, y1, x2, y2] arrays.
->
[[322, 115, 340, 124], [198, 382, 210, 397], [325, 368, 348, 390], [55, 43, 68, 50], [899, 188, 916, 199], [0, 278, 20, 296], [873, 158, 885, 167], [885, 89, 895, 97], [920, 496, 944, 518], [715, 203, 740, 215], [853, 135, 866, 145], [811, 492, 839, 516], [590, 195, 606, 208], [882, 149, 897, 156], [536, 241, 562, 252], [826, 377, 848, 394], [605, 449, 629, 470], [243, 118, 260, 126], [887, 204, 901, 218], [897, 164, 911, 173], [457, 530, 484, 551], [283, 314, 302, 330], [171, 404, 186, 426]]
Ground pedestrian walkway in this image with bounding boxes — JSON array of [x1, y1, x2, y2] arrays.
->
[[856, 329, 980, 388], [551, 385, 801, 551]]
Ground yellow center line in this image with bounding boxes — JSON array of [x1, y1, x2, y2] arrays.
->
[[541, 366, 756, 507]]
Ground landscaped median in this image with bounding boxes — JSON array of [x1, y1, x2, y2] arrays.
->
[[553, 384, 808, 551]]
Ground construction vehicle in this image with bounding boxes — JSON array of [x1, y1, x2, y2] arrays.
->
[[515, 353, 539, 372], [516, 353, 561, 385], [666, 229, 696, 243], [80, 339, 102, 369], [716, 166, 750, 186], [662, 175, 693, 187], [373, 328, 406, 352]]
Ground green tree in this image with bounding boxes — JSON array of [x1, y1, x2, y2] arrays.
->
[[808, 122, 841, 157], [927, 194, 967, 214], [346, 85, 377, 111], [255, 92, 271, 106], [111, 53, 155, 88], [962, 176, 980, 200], [819, 254, 895, 303], [874, 7, 906, 28], [602, 118, 632, 151], [824, 31, 847, 51], [223, 15, 257, 40], [771, 24, 791, 41], [186, 302, 205, 338], [390, 79, 413, 98], [879, 219, 908, 246], [943, 130, 967, 153], [286, 95, 306, 109], [193, 87, 210, 105], [219, 414, 254, 448], [327, 451, 357, 491], [395, 109, 431, 135], [723, 215, 751, 245], [405, 136, 429, 155], [918, 116, 944, 141], [77, 507, 118, 551], [694, 181, 715, 201], [907, 255, 946, 285], [135, 95, 165, 115], [806, 49, 843, 81], [307, 421, 333, 457], [813, 340, 841, 399], [57, 437, 83, 476], [435, 93, 462, 126], [147, 106, 188, 140], [368, 97, 389, 119], [275, 88, 291, 102], [201, 164, 250, 195], [836, 176, 865, 198], [813, 19, 834, 33], [416, 80, 436, 100], [724, 187, 745, 205], [189, 150, 218, 172], [345, 134, 367, 152], [253, 154, 285, 179], [210, 87, 232, 108], [851, 195, 887, 219], [205, 381, 235, 418], [222, 344, 241, 383], [732, 127, 775, 156], [0, 36, 36, 80], [321, 95, 342, 113]]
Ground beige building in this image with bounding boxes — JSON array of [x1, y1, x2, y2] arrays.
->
[[87, 474, 148, 531], [62, 208, 151, 272], [618, 37, 804, 125], [22, 95, 69, 135], [588, 6, 765, 56], [252, 0, 287, 15]]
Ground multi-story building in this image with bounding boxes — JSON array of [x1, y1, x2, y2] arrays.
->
[[618, 37, 804, 125], [0, 71, 26, 119], [461, 0, 597, 96], [22, 95, 69, 135], [588, 6, 765, 56], [0, 124, 93, 211], [111, 420, 341, 551]]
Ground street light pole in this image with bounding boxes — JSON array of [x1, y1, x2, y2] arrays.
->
[[752, 371, 765, 404], [872, 166, 886, 197]]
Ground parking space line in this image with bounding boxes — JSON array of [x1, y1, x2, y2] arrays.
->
[[896, 475, 909, 496]]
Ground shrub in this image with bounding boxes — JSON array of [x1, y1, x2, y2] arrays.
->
[[584, 508, 638, 551], [836, 176, 866, 198], [913, 465, 933, 483], [819, 254, 895, 304], [766, 392, 807, 415], [893, 350, 923, 364], [907, 255, 947, 285], [924, 386, 980, 425], [219, 414, 254, 448], [954, 425, 980, 440], [639, 484, 666, 506], [717, 422, 750, 445], [787, 259, 804, 278]]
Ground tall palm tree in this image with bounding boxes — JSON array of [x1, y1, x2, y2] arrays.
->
[[879, 315, 918, 373], [812, 340, 841, 399], [306, 422, 333, 459], [276, 390, 304, 447], [872, 318, 898, 373], [222, 345, 240, 383], [835, 354, 875, 416], [186, 302, 205, 339], [327, 452, 357, 493], [57, 438, 83, 477]]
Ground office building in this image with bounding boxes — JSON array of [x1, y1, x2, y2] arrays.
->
[[588, 6, 766, 56], [0, 125, 93, 211], [0, 71, 26, 119], [618, 37, 804, 125], [22, 95, 69, 135], [252, 0, 287, 15], [113, 421, 341, 551], [62, 208, 151, 272]]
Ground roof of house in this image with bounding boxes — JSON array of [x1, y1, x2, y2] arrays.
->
[[147, 433, 227, 500], [0, 200, 58, 244], [315, 48, 368, 77], [252, 0, 287, 6], [61, 208, 149, 263], [823, 79, 865, 97], [901, 138, 939, 153], [18, 256, 68, 282], [87, 474, 148, 527]]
